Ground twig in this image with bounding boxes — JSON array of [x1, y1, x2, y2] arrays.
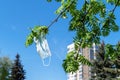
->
[[48, 1, 75, 29], [85, 0, 88, 14], [111, 0, 120, 14], [80, 0, 91, 25], [102, 0, 120, 28]]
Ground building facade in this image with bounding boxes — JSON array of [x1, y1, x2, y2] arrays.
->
[[67, 43, 97, 80]]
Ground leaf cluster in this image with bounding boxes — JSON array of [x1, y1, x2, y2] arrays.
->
[[105, 42, 120, 60], [107, 0, 120, 6], [46, 0, 119, 48], [25, 26, 48, 47], [62, 50, 92, 73]]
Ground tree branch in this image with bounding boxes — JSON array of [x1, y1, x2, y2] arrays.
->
[[104, 67, 120, 73]]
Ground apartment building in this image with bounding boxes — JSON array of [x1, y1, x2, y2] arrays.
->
[[67, 43, 97, 80]]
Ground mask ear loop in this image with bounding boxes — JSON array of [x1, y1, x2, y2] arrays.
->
[[42, 56, 51, 66], [42, 36, 51, 66]]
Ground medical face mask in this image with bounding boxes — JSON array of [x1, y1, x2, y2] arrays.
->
[[34, 33, 51, 66]]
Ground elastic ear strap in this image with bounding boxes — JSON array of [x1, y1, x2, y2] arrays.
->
[[42, 56, 51, 66]]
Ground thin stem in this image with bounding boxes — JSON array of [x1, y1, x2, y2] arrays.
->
[[85, 0, 88, 14], [48, 1, 75, 29], [111, 0, 120, 14], [81, 4, 92, 27], [102, 0, 120, 28]]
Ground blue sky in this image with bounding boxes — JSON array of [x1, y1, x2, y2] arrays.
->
[[0, 0, 120, 80]]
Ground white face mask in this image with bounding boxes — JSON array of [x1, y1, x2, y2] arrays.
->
[[34, 33, 51, 66]]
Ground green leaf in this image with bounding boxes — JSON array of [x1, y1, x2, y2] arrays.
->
[[47, 0, 52, 2], [62, 51, 92, 73], [112, 25, 119, 32], [25, 33, 34, 47], [77, 54, 92, 66], [25, 26, 48, 47], [107, 0, 120, 6]]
